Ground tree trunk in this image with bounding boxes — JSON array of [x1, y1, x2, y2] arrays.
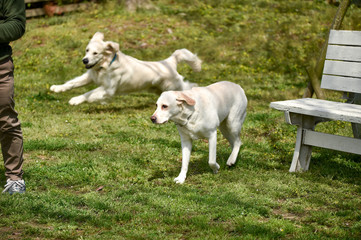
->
[[303, 0, 351, 98]]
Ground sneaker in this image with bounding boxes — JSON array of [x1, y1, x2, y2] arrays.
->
[[2, 179, 26, 194]]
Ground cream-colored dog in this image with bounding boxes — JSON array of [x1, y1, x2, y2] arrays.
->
[[151, 81, 247, 184], [50, 32, 201, 105]]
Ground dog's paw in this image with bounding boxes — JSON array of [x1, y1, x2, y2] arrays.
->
[[210, 163, 220, 174], [174, 175, 186, 184], [69, 96, 86, 105], [226, 160, 236, 167], [50, 85, 66, 93]]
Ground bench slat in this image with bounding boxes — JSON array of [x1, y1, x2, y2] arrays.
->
[[270, 98, 361, 124], [323, 60, 361, 78], [303, 130, 361, 155], [321, 75, 361, 93], [326, 45, 361, 62], [329, 30, 361, 46]]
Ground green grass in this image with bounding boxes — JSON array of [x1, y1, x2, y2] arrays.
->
[[1, 0, 361, 239]]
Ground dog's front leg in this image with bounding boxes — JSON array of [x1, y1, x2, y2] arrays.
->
[[69, 86, 108, 105], [50, 71, 92, 93], [208, 131, 220, 174], [174, 134, 192, 184]]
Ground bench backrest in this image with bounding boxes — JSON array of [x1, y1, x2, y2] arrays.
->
[[321, 30, 361, 94]]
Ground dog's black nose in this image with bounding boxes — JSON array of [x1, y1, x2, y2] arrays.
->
[[82, 58, 89, 65], [150, 115, 157, 123]]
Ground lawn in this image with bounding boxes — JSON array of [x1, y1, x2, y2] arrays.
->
[[1, 0, 361, 239]]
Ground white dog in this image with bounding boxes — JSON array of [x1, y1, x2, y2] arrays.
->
[[50, 32, 201, 105], [151, 81, 247, 184]]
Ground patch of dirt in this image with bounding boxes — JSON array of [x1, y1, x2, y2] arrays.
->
[[272, 208, 301, 221], [0, 226, 23, 240]]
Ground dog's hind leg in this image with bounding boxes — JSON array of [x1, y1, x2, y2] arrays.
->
[[208, 131, 220, 173], [219, 122, 241, 166], [221, 101, 247, 166]]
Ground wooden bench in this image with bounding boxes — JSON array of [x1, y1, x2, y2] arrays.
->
[[270, 30, 361, 172]]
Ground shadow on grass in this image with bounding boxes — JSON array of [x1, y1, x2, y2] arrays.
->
[[306, 149, 361, 185], [82, 103, 154, 114], [78, 94, 157, 114], [24, 139, 101, 152], [111, 130, 181, 149], [0, 172, 5, 185]]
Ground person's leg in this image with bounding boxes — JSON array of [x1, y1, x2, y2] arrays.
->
[[0, 57, 24, 188]]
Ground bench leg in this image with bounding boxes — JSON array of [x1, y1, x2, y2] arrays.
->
[[352, 93, 361, 139], [288, 115, 316, 172], [352, 123, 361, 139], [289, 127, 313, 172]]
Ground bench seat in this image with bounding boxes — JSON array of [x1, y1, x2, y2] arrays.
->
[[270, 98, 361, 124]]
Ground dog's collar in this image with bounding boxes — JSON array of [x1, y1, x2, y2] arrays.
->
[[109, 53, 117, 66]]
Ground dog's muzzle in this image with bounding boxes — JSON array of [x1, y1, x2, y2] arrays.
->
[[150, 115, 167, 124], [83, 58, 98, 69], [150, 115, 157, 124]]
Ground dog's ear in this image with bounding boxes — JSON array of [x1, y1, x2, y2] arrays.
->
[[176, 92, 196, 106], [105, 41, 119, 53], [91, 32, 104, 41]]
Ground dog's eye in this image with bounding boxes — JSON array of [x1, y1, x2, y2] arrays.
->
[[93, 52, 98, 55], [162, 105, 168, 110]]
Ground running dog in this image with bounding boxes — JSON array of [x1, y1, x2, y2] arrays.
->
[[50, 32, 201, 105], [151, 81, 247, 184]]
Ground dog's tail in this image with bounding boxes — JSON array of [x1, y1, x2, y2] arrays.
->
[[182, 80, 198, 90], [172, 49, 202, 72]]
